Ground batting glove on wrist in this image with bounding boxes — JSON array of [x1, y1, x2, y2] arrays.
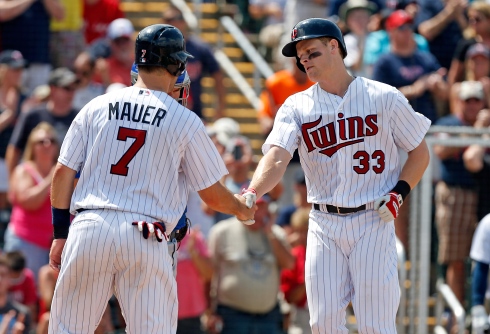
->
[[374, 192, 403, 223], [241, 188, 257, 209], [471, 305, 490, 333], [132, 221, 166, 242]]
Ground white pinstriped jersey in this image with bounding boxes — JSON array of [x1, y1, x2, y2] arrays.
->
[[59, 86, 227, 231], [264, 77, 431, 207]]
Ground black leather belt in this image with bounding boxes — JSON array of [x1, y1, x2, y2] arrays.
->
[[76, 208, 87, 213], [313, 203, 366, 214]]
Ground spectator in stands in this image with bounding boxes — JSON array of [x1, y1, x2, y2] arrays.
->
[[5, 251, 36, 329], [0, 256, 30, 334], [93, 18, 134, 87], [448, 1, 490, 86], [340, 0, 378, 77], [363, 6, 430, 77], [72, 51, 105, 111], [372, 9, 448, 123], [0, 0, 64, 95], [248, 0, 286, 64], [4, 122, 58, 281], [5, 67, 78, 176], [176, 228, 213, 334], [83, 0, 124, 45], [415, 0, 466, 71], [206, 195, 294, 334], [469, 213, 490, 334], [280, 207, 310, 334], [49, 0, 85, 69], [434, 80, 483, 305], [0, 50, 27, 231], [449, 43, 490, 115], [275, 169, 309, 245], [463, 108, 490, 222], [163, 6, 226, 121]]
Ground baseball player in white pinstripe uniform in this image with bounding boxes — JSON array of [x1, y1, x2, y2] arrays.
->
[[242, 18, 431, 333], [48, 24, 256, 334]]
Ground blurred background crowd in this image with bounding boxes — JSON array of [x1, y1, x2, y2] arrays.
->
[[0, 0, 489, 333]]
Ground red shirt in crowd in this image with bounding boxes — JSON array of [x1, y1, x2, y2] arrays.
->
[[9, 268, 37, 307], [83, 0, 124, 44], [281, 245, 307, 308]]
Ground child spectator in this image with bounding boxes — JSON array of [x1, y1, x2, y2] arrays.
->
[[0, 255, 30, 333], [5, 251, 36, 328]]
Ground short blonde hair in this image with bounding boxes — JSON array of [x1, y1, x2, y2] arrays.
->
[[23, 122, 59, 163], [291, 207, 310, 231]]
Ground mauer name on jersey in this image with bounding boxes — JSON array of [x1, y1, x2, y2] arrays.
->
[[108, 102, 167, 127], [302, 113, 378, 157]]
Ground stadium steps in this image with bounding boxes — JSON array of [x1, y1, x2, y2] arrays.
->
[[121, 0, 265, 155]]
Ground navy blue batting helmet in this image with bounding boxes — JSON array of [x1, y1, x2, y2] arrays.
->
[[282, 18, 347, 72], [135, 24, 193, 77]]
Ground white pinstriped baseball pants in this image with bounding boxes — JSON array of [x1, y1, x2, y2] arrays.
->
[[306, 209, 400, 334], [48, 209, 178, 334]]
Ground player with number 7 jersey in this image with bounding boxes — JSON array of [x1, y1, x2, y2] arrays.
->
[[47, 24, 256, 334]]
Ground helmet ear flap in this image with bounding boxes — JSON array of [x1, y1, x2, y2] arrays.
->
[[295, 57, 305, 73]]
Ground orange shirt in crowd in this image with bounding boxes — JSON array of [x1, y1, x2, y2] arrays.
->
[[258, 70, 314, 119]]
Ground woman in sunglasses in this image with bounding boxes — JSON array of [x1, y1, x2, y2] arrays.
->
[[4, 122, 59, 281]]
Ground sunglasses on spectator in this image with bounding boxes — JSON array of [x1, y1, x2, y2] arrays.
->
[[57, 84, 77, 92], [113, 37, 131, 45], [396, 24, 413, 31], [469, 16, 484, 24], [75, 69, 91, 77], [35, 138, 57, 147]]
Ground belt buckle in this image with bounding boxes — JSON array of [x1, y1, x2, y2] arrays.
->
[[337, 206, 341, 214]]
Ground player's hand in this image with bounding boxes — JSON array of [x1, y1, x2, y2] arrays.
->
[[49, 238, 67, 272], [471, 305, 489, 333], [234, 194, 257, 225], [132, 221, 166, 242], [241, 188, 257, 208], [374, 192, 403, 223]]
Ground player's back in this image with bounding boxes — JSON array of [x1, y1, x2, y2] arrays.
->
[[64, 86, 204, 225]]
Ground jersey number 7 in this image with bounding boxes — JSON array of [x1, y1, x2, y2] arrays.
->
[[110, 127, 147, 176]]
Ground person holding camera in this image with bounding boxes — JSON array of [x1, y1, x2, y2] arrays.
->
[[205, 195, 294, 334]]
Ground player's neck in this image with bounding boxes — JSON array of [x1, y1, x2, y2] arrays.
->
[[318, 70, 354, 97], [135, 75, 173, 94]]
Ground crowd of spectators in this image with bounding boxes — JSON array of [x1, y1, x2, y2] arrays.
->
[[0, 0, 488, 333]]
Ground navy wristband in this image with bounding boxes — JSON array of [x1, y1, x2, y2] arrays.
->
[[52, 207, 71, 239], [391, 180, 411, 201]]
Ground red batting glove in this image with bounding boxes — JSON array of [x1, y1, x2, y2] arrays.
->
[[132, 221, 166, 242], [374, 192, 403, 223]]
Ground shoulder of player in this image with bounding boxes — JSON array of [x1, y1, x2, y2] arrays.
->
[[361, 77, 400, 96]]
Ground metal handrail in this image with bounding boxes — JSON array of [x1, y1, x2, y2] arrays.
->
[[219, 16, 274, 80], [214, 50, 261, 110], [434, 279, 466, 334]]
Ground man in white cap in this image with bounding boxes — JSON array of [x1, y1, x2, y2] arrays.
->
[[95, 18, 135, 87]]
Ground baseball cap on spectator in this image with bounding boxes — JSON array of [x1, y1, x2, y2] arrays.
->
[[385, 10, 413, 30], [339, 0, 378, 21], [0, 50, 28, 69], [107, 18, 134, 40], [458, 81, 484, 101], [466, 43, 490, 60], [48, 67, 78, 88], [212, 117, 240, 146]]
